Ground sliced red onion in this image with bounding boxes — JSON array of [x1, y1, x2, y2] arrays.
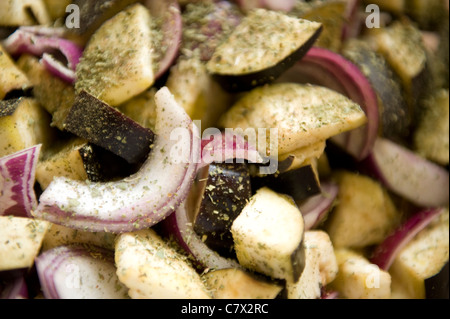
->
[[277, 47, 379, 161], [0, 269, 29, 299], [145, 0, 182, 79], [35, 245, 128, 299], [234, 0, 296, 12], [299, 182, 339, 231], [362, 138, 449, 208], [2, 27, 83, 84], [370, 207, 446, 271], [200, 131, 264, 169], [34, 87, 201, 234], [321, 288, 339, 300], [0, 145, 41, 218], [163, 203, 241, 270]]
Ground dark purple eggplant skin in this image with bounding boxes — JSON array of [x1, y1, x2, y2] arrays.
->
[[342, 40, 413, 146], [64, 90, 155, 164], [78, 143, 140, 182], [65, 0, 138, 40], [426, 262, 449, 299], [193, 163, 252, 258], [251, 164, 321, 203], [210, 26, 323, 93]]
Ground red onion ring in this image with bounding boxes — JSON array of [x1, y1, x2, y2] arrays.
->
[[34, 87, 200, 234], [0, 145, 41, 218]]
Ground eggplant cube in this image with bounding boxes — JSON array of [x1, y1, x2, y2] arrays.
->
[[193, 163, 252, 258], [0, 98, 55, 158], [206, 9, 322, 92], [63, 90, 155, 164], [75, 3, 155, 106], [0, 45, 31, 100], [231, 187, 305, 282], [390, 209, 449, 299], [0, 216, 50, 271]]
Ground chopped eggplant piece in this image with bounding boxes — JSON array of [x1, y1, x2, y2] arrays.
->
[[330, 248, 392, 299], [206, 9, 323, 92], [192, 163, 252, 258], [166, 57, 232, 130], [366, 20, 430, 125], [202, 268, 283, 299], [231, 187, 306, 282], [65, 0, 138, 44], [75, 3, 155, 106], [219, 83, 367, 156], [36, 137, 138, 190], [0, 0, 51, 27], [0, 98, 56, 158], [278, 141, 326, 173], [63, 90, 155, 164], [115, 229, 211, 299], [390, 209, 449, 299], [251, 161, 322, 203], [0, 45, 32, 101], [0, 216, 50, 271], [342, 39, 412, 145], [425, 262, 449, 299], [324, 171, 401, 249], [285, 231, 338, 299], [413, 89, 449, 166], [17, 54, 75, 131], [298, 0, 349, 52]]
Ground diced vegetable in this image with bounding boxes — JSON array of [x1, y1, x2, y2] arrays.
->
[[234, 0, 296, 13], [166, 57, 231, 129], [0, 0, 51, 27], [276, 47, 379, 161], [0, 45, 31, 100], [342, 39, 412, 145], [0, 98, 55, 158], [206, 9, 322, 92], [252, 161, 322, 203], [285, 231, 338, 299], [231, 187, 306, 282], [330, 248, 392, 299], [75, 3, 155, 106], [324, 171, 401, 249], [362, 137, 449, 208], [0, 216, 50, 271], [1, 145, 41, 217], [278, 141, 326, 173], [17, 54, 75, 131], [202, 268, 283, 299], [219, 82, 367, 156], [413, 89, 449, 166], [115, 229, 211, 299], [34, 87, 200, 234], [35, 245, 129, 299], [388, 208, 449, 299], [63, 90, 155, 165], [65, 0, 138, 44], [0, 269, 29, 299], [193, 163, 252, 258]]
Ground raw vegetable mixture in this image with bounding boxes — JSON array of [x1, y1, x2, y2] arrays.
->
[[0, 0, 449, 300]]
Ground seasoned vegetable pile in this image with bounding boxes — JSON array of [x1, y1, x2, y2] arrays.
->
[[0, 0, 448, 300]]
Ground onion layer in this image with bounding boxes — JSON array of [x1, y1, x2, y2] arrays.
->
[[0, 145, 41, 218], [34, 87, 200, 234], [2, 27, 83, 84], [277, 47, 379, 161], [371, 207, 446, 271]]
